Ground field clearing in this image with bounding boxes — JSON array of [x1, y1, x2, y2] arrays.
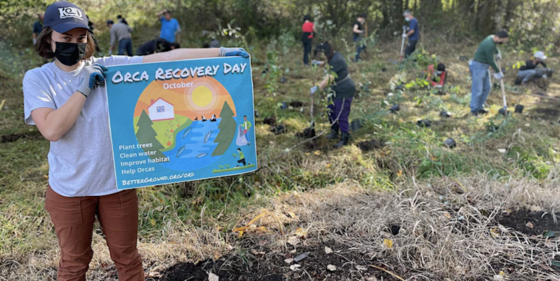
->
[[1, 35, 560, 280]]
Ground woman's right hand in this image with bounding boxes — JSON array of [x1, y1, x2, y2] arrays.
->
[[76, 65, 108, 97]]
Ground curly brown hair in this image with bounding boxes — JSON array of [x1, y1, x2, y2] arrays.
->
[[35, 27, 96, 59]]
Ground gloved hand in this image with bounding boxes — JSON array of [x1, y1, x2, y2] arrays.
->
[[32, 38, 37, 45], [311, 60, 322, 65], [493, 73, 504, 80], [76, 65, 108, 97], [402, 34, 407, 38], [496, 52, 502, 61], [108, 49, 112, 55], [219, 47, 250, 58], [310, 86, 319, 95]]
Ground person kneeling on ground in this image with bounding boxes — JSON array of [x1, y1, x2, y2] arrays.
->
[[426, 63, 447, 87], [310, 42, 356, 148], [136, 38, 180, 55], [515, 51, 553, 85], [469, 30, 508, 116]]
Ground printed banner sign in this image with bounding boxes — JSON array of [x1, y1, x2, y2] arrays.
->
[[105, 56, 256, 190]]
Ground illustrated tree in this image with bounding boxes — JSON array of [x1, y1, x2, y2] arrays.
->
[[136, 110, 167, 160], [212, 101, 236, 156]]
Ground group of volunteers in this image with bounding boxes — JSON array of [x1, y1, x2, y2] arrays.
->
[[25, 2, 248, 281], [300, 8, 554, 146], [23, 2, 555, 279], [32, 8, 182, 57], [301, 10, 420, 148]]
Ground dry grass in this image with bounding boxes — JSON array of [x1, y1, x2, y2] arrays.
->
[[238, 176, 560, 280], [2, 35, 560, 280]]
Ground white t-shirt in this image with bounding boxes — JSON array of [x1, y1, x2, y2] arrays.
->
[[23, 56, 143, 197]]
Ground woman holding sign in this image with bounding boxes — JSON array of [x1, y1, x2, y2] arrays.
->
[[22, 2, 248, 280]]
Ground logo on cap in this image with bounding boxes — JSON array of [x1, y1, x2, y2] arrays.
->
[[58, 7, 83, 20]]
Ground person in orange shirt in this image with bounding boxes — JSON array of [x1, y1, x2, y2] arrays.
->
[[426, 63, 447, 87], [301, 15, 317, 65]]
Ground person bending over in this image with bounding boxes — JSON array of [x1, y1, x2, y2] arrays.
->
[[136, 38, 180, 55], [426, 63, 447, 87], [310, 42, 356, 148]]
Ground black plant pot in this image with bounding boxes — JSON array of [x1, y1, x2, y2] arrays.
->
[[440, 111, 451, 118], [514, 104, 524, 114], [417, 119, 432, 128], [444, 138, 456, 149], [389, 104, 401, 113], [351, 119, 365, 132], [498, 108, 509, 116], [289, 101, 304, 108]]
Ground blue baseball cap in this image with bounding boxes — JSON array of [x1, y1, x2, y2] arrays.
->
[[43, 1, 91, 33]]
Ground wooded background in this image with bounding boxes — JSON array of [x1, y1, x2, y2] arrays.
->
[[1, 0, 559, 50]]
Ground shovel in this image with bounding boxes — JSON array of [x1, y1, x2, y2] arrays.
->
[[400, 26, 406, 59], [496, 59, 508, 115]]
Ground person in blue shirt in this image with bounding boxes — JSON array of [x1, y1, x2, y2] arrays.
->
[[156, 9, 181, 43], [403, 10, 419, 58], [32, 13, 44, 45]]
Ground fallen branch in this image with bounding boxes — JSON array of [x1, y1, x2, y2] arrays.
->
[[369, 264, 405, 281]]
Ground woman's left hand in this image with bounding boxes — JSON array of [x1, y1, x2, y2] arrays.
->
[[219, 47, 250, 58]]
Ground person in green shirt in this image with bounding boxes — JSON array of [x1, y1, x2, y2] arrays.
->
[[236, 148, 246, 167], [469, 30, 508, 116]]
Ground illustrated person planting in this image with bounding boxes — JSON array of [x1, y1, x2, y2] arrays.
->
[[310, 42, 356, 148], [23, 2, 248, 280]]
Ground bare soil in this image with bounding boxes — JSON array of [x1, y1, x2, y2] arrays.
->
[[160, 240, 399, 281], [498, 208, 560, 236]]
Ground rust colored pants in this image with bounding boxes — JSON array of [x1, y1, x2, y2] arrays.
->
[[45, 186, 145, 281]]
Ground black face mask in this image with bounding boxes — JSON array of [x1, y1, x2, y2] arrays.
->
[[54, 42, 87, 66]]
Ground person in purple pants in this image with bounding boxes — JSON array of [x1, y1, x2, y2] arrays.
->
[[310, 41, 356, 148]]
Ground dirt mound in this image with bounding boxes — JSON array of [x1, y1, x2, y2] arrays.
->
[[356, 139, 383, 152]]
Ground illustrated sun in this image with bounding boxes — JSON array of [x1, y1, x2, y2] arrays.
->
[[191, 86, 213, 107]]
